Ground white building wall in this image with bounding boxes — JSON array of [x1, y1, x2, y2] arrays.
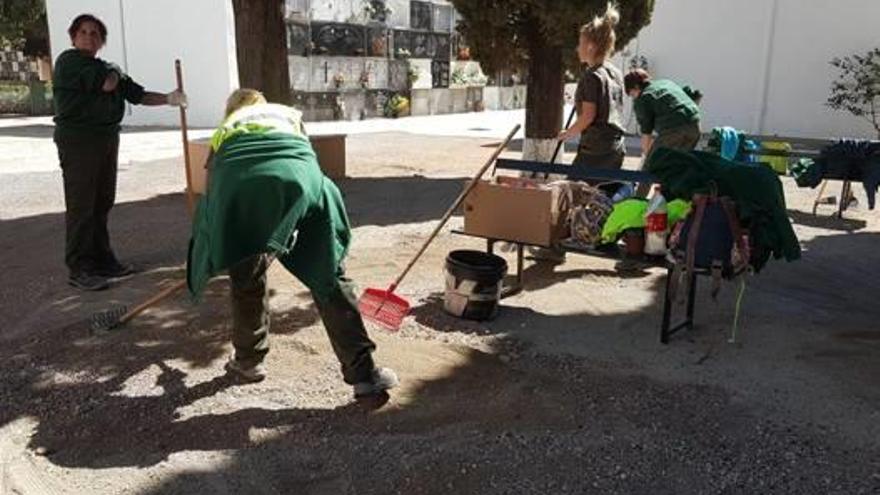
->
[[761, 0, 879, 139], [46, 0, 239, 127], [630, 0, 879, 139]]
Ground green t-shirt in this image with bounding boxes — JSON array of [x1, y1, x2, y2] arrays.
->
[[633, 79, 700, 136], [52, 49, 145, 140], [575, 62, 626, 154]]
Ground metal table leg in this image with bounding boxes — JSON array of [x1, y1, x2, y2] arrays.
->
[[498, 242, 525, 299], [812, 180, 829, 216], [838, 180, 851, 218], [661, 266, 698, 344], [686, 271, 697, 329], [660, 266, 674, 344], [516, 243, 524, 287]]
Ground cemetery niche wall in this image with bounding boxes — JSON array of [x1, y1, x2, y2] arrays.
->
[[284, 0, 523, 121]]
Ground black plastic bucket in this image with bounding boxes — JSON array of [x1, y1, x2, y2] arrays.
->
[[443, 250, 508, 320]]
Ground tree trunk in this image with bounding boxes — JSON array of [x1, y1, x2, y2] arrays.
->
[[523, 27, 564, 164], [231, 0, 291, 104]]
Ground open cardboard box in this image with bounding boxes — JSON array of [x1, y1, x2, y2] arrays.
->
[[463, 176, 569, 247], [309, 134, 347, 180], [186, 138, 211, 195], [185, 134, 348, 195]]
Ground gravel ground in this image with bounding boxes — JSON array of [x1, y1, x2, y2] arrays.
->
[[0, 121, 878, 494]]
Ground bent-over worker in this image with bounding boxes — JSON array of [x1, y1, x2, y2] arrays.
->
[[187, 89, 398, 398], [624, 68, 702, 159]]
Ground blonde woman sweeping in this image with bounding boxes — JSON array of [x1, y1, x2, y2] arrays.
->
[[558, 4, 626, 173]]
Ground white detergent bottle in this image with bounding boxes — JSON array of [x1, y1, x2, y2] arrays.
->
[[644, 191, 669, 255]]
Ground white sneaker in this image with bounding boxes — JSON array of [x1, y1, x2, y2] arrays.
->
[[224, 358, 267, 383], [353, 367, 399, 398]]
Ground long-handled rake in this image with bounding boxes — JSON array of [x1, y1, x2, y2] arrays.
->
[[542, 105, 577, 179], [91, 279, 187, 332], [357, 124, 521, 331], [90, 59, 194, 332]]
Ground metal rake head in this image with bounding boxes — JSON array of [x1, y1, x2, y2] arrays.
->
[[90, 305, 128, 333]]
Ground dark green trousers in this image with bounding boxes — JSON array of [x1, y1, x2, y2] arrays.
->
[[653, 121, 701, 152], [56, 134, 121, 275], [637, 122, 702, 196], [228, 254, 377, 384]]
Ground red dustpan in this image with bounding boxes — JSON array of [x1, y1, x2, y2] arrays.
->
[[358, 124, 521, 331]]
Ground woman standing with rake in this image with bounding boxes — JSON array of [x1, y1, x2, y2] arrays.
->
[[53, 14, 186, 291]]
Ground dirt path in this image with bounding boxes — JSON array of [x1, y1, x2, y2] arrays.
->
[[0, 131, 878, 494]]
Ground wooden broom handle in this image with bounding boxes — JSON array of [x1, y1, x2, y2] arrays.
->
[[176, 59, 196, 215], [389, 124, 521, 291], [119, 280, 187, 326]]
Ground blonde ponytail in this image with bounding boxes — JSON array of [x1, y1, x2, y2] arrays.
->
[[581, 3, 620, 61], [224, 88, 267, 118]]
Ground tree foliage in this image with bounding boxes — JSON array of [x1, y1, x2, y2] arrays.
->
[[450, 1, 654, 141], [827, 48, 880, 137], [0, 0, 49, 57], [450, 0, 654, 75]]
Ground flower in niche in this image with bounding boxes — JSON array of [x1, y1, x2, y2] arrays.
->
[[363, 0, 392, 23]]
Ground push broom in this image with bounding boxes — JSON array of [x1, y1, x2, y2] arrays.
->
[[358, 124, 521, 331], [91, 59, 192, 332]]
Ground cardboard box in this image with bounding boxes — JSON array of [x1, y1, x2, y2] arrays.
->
[[185, 134, 347, 194], [463, 177, 568, 247], [310, 134, 346, 180], [186, 138, 211, 195]]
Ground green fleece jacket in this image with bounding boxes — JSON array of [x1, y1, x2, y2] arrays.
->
[[187, 132, 351, 300], [645, 148, 801, 272], [633, 79, 700, 136], [52, 49, 145, 140]]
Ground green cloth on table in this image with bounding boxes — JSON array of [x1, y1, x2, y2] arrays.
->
[[645, 148, 801, 271], [52, 49, 145, 140], [633, 79, 700, 136], [790, 158, 822, 188], [600, 198, 692, 244], [187, 131, 351, 299]]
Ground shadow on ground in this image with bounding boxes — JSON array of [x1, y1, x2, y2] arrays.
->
[[339, 175, 466, 227], [0, 175, 878, 493], [0, 174, 464, 334], [787, 208, 868, 232]]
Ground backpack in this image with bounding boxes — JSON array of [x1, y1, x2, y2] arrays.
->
[[669, 193, 750, 299]]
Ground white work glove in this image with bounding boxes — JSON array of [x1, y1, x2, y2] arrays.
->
[[105, 62, 127, 78], [166, 89, 188, 108]]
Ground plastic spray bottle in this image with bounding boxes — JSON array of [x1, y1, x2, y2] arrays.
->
[[644, 189, 668, 256]]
